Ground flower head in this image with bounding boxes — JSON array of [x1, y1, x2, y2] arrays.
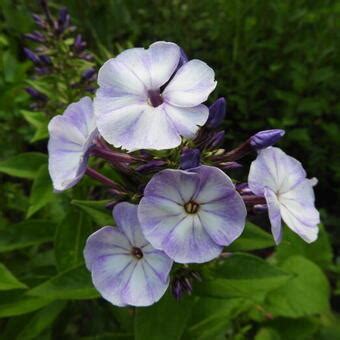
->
[[48, 96, 97, 191], [84, 202, 173, 307], [138, 165, 247, 263], [248, 147, 320, 244], [94, 41, 217, 151]]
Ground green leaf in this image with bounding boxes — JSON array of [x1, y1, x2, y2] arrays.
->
[[255, 328, 280, 340], [187, 298, 252, 340], [275, 225, 333, 269], [72, 199, 113, 225], [266, 256, 330, 317], [55, 209, 92, 272], [21, 110, 48, 142], [17, 301, 66, 340], [28, 265, 99, 300], [0, 152, 47, 179], [27, 164, 55, 218], [0, 219, 56, 253], [228, 222, 275, 251], [135, 292, 195, 340], [195, 253, 291, 301], [0, 293, 53, 317], [0, 263, 27, 290]]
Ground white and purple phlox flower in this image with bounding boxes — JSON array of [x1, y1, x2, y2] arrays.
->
[[84, 202, 173, 307], [138, 165, 247, 263], [94, 41, 217, 151], [248, 147, 320, 244], [48, 96, 97, 191]]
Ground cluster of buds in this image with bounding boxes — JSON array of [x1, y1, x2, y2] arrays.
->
[[23, 0, 96, 111]]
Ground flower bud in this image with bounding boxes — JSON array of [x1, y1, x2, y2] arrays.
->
[[24, 31, 45, 43], [25, 87, 47, 101], [210, 130, 225, 147], [206, 97, 226, 129], [250, 129, 285, 150], [180, 148, 200, 170], [23, 48, 40, 64], [39, 55, 52, 65], [136, 160, 167, 174], [82, 68, 96, 80]]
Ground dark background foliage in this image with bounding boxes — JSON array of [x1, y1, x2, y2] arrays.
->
[[0, 0, 339, 339]]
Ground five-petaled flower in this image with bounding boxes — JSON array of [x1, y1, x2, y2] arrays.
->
[[84, 202, 173, 307], [94, 41, 217, 151], [48, 96, 97, 191], [138, 165, 247, 263], [248, 147, 320, 244]]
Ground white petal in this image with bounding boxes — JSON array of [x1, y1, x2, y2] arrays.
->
[[84, 226, 132, 271], [97, 57, 147, 98], [148, 41, 181, 88], [95, 103, 181, 151], [164, 103, 209, 138], [113, 202, 148, 248], [48, 97, 97, 191], [163, 59, 217, 107], [264, 188, 282, 244], [248, 147, 306, 195]]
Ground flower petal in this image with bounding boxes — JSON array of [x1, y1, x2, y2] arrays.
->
[[113, 202, 148, 248], [279, 179, 320, 243], [248, 147, 306, 195], [97, 57, 147, 98], [148, 41, 181, 88], [95, 103, 181, 151], [163, 59, 217, 107], [83, 226, 131, 271], [48, 97, 97, 191], [264, 188, 283, 244], [164, 103, 209, 138], [91, 254, 135, 307], [160, 215, 222, 263]]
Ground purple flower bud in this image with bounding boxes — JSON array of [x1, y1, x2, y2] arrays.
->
[[35, 67, 50, 75], [57, 8, 70, 32], [206, 97, 226, 129], [210, 130, 225, 147], [136, 160, 167, 174], [32, 14, 45, 28], [82, 68, 96, 80], [25, 87, 47, 101], [39, 55, 52, 65], [23, 48, 40, 64], [218, 161, 242, 170], [24, 31, 45, 43], [74, 34, 86, 52], [180, 148, 200, 170], [250, 129, 285, 150]]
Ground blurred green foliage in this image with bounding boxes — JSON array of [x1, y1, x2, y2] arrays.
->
[[0, 0, 339, 339]]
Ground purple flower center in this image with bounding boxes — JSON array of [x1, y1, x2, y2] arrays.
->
[[148, 90, 163, 107], [184, 200, 200, 214], [131, 247, 144, 259]]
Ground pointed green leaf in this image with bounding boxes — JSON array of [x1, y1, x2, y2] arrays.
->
[[0, 219, 56, 253], [27, 164, 55, 218], [0, 263, 27, 290], [28, 265, 99, 300], [135, 292, 195, 340], [55, 209, 92, 272], [0, 152, 47, 179], [266, 256, 330, 317], [229, 222, 275, 251], [72, 199, 113, 225], [17, 301, 66, 340], [195, 253, 291, 301]]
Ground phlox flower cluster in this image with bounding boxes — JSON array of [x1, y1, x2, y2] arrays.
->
[[47, 41, 320, 307]]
